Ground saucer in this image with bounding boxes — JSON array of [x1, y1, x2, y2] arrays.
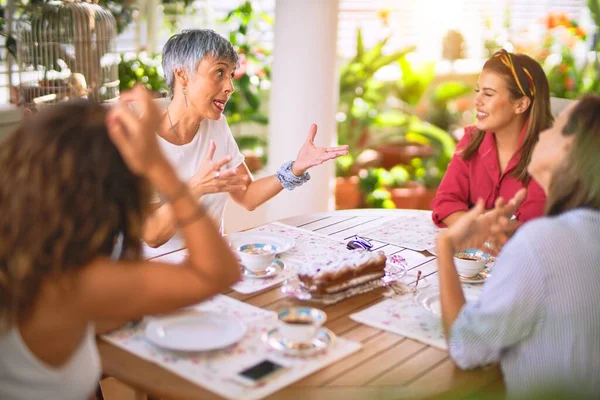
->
[[459, 272, 487, 284], [263, 327, 335, 357], [242, 259, 284, 279]]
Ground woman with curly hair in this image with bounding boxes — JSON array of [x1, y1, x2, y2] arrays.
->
[[0, 86, 241, 400]]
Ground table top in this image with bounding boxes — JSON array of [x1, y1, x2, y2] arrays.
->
[[98, 209, 504, 400]]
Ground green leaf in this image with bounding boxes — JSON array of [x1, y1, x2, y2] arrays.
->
[[394, 58, 436, 106], [371, 110, 410, 128], [588, 0, 600, 31], [356, 27, 365, 59], [369, 46, 415, 74], [431, 81, 472, 104]]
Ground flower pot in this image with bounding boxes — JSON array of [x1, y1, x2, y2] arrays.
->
[[418, 188, 438, 210], [335, 176, 362, 210], [374, 143, 435, 170], [242, 151, 264, 173], [389, 181, 425, 209]]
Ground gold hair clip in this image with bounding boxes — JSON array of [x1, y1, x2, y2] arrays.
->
[[493, 50, 535, 98]]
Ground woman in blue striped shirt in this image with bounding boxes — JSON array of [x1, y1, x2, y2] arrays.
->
[[436, 95, 600, 399]]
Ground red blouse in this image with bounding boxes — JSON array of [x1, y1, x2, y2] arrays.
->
[[431, 125, 546, 227]]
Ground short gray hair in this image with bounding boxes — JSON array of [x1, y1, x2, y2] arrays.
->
[[162, 29, 239, 98]]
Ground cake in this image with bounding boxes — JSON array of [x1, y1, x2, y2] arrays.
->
[[295, 250, 387, 295]]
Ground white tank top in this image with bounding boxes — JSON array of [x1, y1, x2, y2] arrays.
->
[[0, 324, 101, 400]]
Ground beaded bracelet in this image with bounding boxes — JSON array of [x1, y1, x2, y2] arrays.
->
[[276, 160, 311, 191]]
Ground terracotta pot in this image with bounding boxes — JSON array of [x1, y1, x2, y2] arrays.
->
[[242, 152, 264, 173], [335, 176, 362, 210], [374, 143, 435, 170], [389, 181, 425, 209], [418, 188, 438, 210]]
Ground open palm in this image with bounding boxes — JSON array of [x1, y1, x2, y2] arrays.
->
[[292, 124, 350, 175]]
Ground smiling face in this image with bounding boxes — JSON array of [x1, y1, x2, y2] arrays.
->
[[474, 70, 528, 133], [184, 56, 236, 120], [528, 103, 576, 193]]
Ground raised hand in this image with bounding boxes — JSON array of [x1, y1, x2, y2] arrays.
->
[[478, 188, 527, 254], [444, 199, 490, 251], [444, 189, 527, 255], [188, 140, 249, 197], [291, 124, 350, 175], [106, 85, 166, 176]]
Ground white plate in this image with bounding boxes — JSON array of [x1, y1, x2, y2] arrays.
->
[[415, 290, 479, 317], [227, 232, 295, 255], [145, 311, 247, 352], [242, 259, 284, 279]]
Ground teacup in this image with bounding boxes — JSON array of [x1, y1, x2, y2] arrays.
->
[[454, 252, 486, 277], [277, 307, 326, 344], [237, 243, 277, 273]]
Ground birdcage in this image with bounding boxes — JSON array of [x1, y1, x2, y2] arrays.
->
[[16, 0, 120, 109]]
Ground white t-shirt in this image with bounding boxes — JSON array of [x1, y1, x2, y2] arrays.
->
[[143, 100, 245, 259]]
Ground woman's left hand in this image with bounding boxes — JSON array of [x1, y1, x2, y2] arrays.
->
[[292, 124, 350, 175], [441, 188, 527, 254], [440, 199, 489, 252]]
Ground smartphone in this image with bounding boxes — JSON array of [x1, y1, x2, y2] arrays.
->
[[230, 359, 289, 387]]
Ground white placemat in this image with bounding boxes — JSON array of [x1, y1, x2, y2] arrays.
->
[[358, 215, 442, 251], [103, 295, 361, 400], [350, 280, 483, 350], [253, 222, 350, 265]]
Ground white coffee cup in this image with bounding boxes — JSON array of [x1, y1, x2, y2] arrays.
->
[[237, 243, 277, 273], [454, 252, 486, 277], [277, 307, 326, 344]]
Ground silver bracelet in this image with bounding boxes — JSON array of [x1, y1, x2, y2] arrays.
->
[[276, 160, 310, 190]]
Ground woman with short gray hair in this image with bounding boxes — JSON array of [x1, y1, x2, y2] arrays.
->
[[142, 29, 348, 257]]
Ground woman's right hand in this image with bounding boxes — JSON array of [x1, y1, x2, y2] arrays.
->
[[188, 140, 249, 197], [106, 85, 168, 176]]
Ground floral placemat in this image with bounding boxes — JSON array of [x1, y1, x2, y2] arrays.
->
[[358, 215, 442, 251], [102, 295, 361, 400], [252, 222, 350, 265], [350, 281, 483, 350]]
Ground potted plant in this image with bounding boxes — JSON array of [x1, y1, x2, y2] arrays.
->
[[221, 1, 272, 173], [387, 165, 425, 209], [337, 27, 415, 157], [118, 53, 167, 95], [334, 154, 362, 210], [358, 168, 396, 209]]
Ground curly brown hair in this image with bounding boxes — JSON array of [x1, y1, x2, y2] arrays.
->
[[0, 101, 152, 327]]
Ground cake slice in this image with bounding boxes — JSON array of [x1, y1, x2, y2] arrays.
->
[[296, 250, 387, 295]]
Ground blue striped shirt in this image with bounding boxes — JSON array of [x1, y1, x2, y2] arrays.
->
[[449, 208, 600, 399]]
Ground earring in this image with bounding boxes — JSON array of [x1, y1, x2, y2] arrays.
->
[[183, 86, 189, 108]]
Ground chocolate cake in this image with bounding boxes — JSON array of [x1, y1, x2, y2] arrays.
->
[[295, 250, 387, 295]]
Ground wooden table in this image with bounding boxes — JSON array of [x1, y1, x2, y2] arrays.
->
[[98, 209, 505, 400]]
